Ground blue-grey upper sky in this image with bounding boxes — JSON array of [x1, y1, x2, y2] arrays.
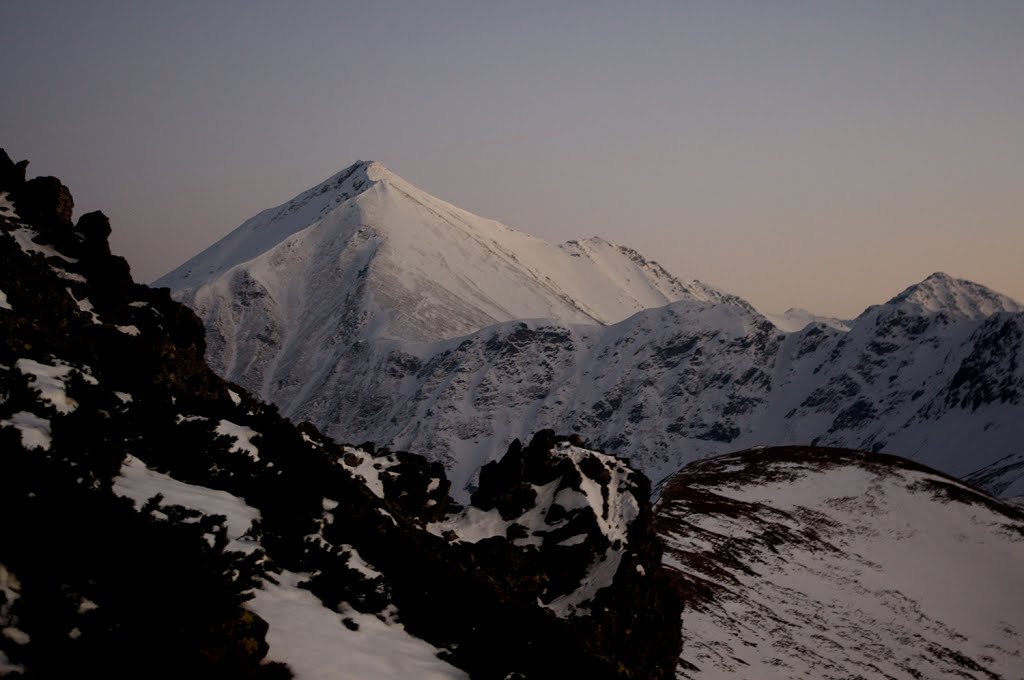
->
[[3, 1, 1022, 317]]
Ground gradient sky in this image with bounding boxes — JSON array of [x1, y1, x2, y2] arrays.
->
[[2, 1, 1022, 318]]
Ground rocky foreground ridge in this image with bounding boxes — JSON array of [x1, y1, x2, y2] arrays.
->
[[0, 150, 680, 679]]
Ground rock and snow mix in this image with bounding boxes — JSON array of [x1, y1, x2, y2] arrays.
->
[[2, 148, 689, 679], [657, 446, 1024, 680], [215, 419, 262, 461], [14, 357, 96, 414], [337, 446, 400, 499], [0, 564, 26, 674], [112, 456, 467, 680], [430, 436, 646, 618], [10, 227, 77, 263]]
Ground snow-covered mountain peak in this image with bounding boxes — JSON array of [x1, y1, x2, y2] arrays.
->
[[884, 271, 1023, 320], [160, 157, 737, 358], [766, 307, 852, 332]]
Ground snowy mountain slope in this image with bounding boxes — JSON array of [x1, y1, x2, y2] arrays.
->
[[154, 161, 731, 404], [265, 272, 1024, 499], [158, 161, 1024, 499], [766, 276, 1024, 479], [885, 270, 1023, 319], [656, 446, 1024, 679]]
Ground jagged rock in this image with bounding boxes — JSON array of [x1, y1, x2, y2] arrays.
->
[[76, 210, 113, 254], [15, 175, 74, 228]]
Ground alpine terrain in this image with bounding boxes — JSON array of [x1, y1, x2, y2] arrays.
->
[[158, 161, 1024, 498], [0, 149, 680, 679], [5, 150, 1023, 680]]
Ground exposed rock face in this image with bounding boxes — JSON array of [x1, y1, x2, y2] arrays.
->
[[655, 446, 1024, 680], [0, 149, 681, 679]]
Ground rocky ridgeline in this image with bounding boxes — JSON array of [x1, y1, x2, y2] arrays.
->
[[0, 150, 680, 678]]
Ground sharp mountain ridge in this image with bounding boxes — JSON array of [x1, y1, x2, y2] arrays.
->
[[159, 162, 1024, 500]]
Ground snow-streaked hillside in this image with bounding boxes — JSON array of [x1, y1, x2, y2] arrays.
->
[[656, 446, 1024, 680]]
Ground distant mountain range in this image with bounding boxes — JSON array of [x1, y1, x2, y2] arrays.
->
[[158, 161, 1024, 499]]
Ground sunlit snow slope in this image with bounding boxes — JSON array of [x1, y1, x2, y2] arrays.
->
[[656, 446, 1024, 680], [155, 161, 726, 396]]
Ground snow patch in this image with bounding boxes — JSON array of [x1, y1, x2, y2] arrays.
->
[[11, 227, 76, 262], [66, 289, 101, 324], [1, 411, 52, 450], [0, 192, 18, 218], [113, 455, 260, 543], [15, 358, 81, 414], [248, 570, 467, 680], [0, 290, 11, 311], [340, 544, 382, 579], [51, 267, 87, 283], [215, 420, 261, 461], [341, 447, 398, 498]]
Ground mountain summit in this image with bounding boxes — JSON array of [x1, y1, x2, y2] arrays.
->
[[156, 160, 725, 345], [884, 271, 1023, 320], [155, 161, 733, 411]]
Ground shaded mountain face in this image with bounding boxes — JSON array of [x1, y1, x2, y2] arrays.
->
[[655, 446, 1024, 680], [160, 162, 1024, 499], [0, 150, 681, 680]]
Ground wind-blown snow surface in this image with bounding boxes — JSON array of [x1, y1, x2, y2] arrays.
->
[[159, 160, 1024, 499], [113, 455, 467, 680], [656, 447, 1024, 680]]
